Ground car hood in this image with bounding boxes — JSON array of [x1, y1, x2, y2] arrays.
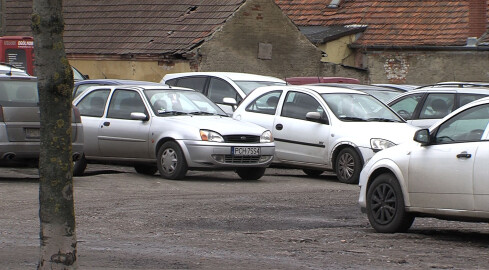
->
[[334, 122, 419, 146], [161, 115, 268, 136]]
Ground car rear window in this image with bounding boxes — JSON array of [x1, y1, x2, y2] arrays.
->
[[0, 80, 38, 106]]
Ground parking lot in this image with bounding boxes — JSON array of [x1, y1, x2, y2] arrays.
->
[[1, 165, 489, 269]]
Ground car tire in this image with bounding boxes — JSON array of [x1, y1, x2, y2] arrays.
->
[[236, 168, 266, 180], [303, 169, 324, 177], [73, 155, 87, 176], [366, 173, 415, 233], [134, 164, 158, 175], [157, 141, 188, 180], [335, 148, 362, 184]]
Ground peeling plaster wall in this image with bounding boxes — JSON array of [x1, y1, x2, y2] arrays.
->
[[197, 0, 323, 78], [68, 59, 192, 82], [367, 51, 489, 84]]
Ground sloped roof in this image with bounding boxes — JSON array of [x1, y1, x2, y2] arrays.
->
[[276, 0, 489, 47], [5, 0, 245, 55]]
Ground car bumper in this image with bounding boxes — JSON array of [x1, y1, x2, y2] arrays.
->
[[179, 140, 275, 168], [0, 141, 84, 164]]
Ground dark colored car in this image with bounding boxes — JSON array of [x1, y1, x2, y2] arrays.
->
[[0, 73, 84, 167]]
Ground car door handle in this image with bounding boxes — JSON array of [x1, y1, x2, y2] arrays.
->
[[456, 152, 472, 158], [102, 122, 110, 127], [275, 124, 283, 130]]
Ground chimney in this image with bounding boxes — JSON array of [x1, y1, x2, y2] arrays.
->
[[468, 0, 487, 38]]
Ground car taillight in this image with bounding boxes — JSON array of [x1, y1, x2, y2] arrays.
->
[[0, 105, 3, 122], [72, 106, 81, 123]]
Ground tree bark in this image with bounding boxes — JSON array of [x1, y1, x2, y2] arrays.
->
[[31, 0, 77, 269]]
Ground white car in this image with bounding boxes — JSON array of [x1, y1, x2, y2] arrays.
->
[[161, 72, 287, 114], [359, 97, 489, 233], [388, 84, 489, 128], [233, 85, 418, 184]]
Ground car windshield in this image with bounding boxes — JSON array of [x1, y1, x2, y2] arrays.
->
[[361, 89, 402, 103], [144, 89, 228, 116], [0, 80, 38, 106], [234, 81, 286, 95], [321, 93, 403, 122]]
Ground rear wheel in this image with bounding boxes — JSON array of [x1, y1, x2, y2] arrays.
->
[[366, 173, 415, 233], [157, 141, 188, 180], [73, 155, 87, 176], [335, 148, 362, 184], [303, 169, 324, 177], [236, 168, 266, 180], [134, 164, 157, 175]]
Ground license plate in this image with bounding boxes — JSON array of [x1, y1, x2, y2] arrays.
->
[[232, 146, 260, 156], [25, 128, 40, 139]]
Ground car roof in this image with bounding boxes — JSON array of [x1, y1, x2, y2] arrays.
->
[[74, 79, 162, 86], [0, 64, 30, 76], [252, 85, 369, 95], [399, 85, 489, 94], [80, 84, 193, 92], [310, 83, 401, 92], [162, 72, 286, 83]]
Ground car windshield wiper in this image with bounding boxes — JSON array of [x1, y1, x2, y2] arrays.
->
[[157, 111, 188, 116], [189, 111, 217, 115], [367, 117, 401, 122], [338, 116, 367, 122]]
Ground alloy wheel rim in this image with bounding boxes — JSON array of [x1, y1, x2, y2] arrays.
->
[[371, 183, 397, 225], [161, 148, 177, 174], [338, 152, 354, 180]]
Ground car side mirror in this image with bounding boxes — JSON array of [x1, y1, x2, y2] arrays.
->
[[413, 128, 430, 145], [222, 97, 237, 106], [306, 111, 329, 124], [130, 112, 148, 121]]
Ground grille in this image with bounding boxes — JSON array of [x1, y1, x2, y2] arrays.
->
[[223, 135, 260, 143], [223, 155, 261, 163]]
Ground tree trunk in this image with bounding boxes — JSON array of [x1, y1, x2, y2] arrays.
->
[[31, 0, 77, 269]]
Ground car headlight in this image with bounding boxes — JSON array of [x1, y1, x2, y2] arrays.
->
[[260, 130, 273, 143], [200, 130, 224, 142], [370, 138, 395, 151]]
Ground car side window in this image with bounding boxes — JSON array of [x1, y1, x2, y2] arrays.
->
[[459, 94, 487, 107], [76, 89, 110, 117], [107, 90, 147, 119], [174, 77, 207, 93], [389, 93, 423, 120], [435, 103, 489, 144], [281, 91, 323, 121], [245, 91, 282, 115], [419, 93, 455, 119], [73, 83, 102, 98], [208, 77, 238, 103]]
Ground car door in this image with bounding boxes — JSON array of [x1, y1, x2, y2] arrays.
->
[[98, 89, 152, 159], [273, 91, 331, 165], [469, 105, 489, 212], [414, 93, 456, 128], [75, 89, 111, 157], [408, 104, 489, 210], [207, 77, 241, 114]]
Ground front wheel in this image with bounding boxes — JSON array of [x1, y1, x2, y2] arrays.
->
[[236, 168, 266, 180], [366, 173, 415, 233], [335, 148, 362, 184], [157, 141, 188, 180]]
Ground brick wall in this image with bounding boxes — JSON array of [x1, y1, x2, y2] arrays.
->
[[367, 51, 489, 84]]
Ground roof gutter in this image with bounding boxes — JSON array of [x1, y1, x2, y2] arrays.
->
[[349, 44, 489, 51]]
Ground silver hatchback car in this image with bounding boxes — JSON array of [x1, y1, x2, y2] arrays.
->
[[72, 85, 275, 180]]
